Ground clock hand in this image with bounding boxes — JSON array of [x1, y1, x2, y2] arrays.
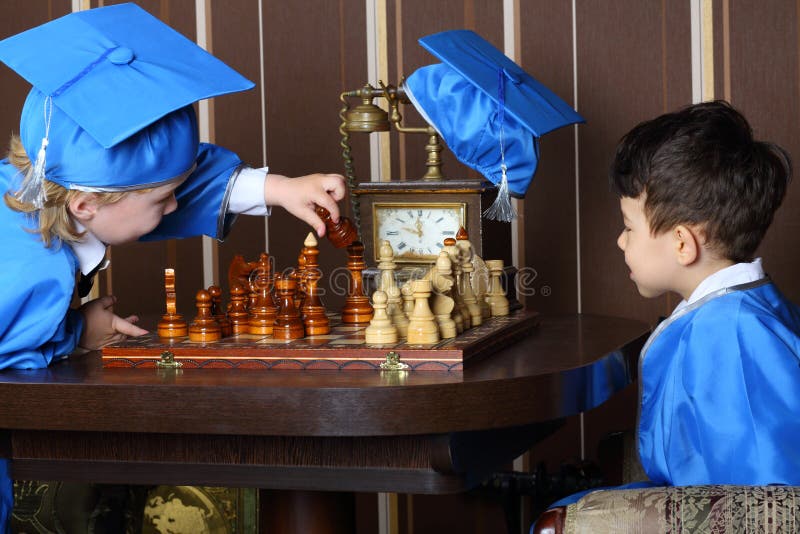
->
[[402, 225, 423, 238]]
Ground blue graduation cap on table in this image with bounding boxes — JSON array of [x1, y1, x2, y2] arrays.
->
[[0, 2, 254, 207], [404, 30, 585, 221]]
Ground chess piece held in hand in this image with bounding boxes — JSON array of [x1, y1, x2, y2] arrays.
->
[[316, 205, 358, 248]]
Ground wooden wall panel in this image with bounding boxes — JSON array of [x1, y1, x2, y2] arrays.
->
[[516, 0, 584, 482], [726, 2, 800, 302], [0, 2, 70, 138], [213, 0, 268, 299], [389, 0, 502, 184], [261, 0, 367, 311], [577, 0, 674, 326], [519, 1, 579, 315]]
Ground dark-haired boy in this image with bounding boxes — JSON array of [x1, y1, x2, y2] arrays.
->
[[614, 100, 800, 486], [547, 101, 800, 513]]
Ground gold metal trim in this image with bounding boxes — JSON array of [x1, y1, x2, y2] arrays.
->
[[380, 351, 410, 371], [157, 351, 183, 369]]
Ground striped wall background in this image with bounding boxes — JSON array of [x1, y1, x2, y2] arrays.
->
[[1, 1, 798, 532]]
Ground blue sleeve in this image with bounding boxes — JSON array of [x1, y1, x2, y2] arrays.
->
[[648, 294, 800, 486], [0, 259, 83, 370], [142, 143, 243, 241]]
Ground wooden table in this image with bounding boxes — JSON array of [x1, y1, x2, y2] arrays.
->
[[0, 313, 648, 532]]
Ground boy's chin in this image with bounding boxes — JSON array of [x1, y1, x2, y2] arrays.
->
[[635, 285, 666, 299]]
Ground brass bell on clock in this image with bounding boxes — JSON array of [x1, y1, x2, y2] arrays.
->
[[339, 81, 450, 242], [339, 80, 497, 267]]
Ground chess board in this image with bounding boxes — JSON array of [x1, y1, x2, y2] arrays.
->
[[101, 309, 539, 371]]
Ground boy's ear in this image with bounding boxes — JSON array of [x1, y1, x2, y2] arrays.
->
[[672, 224, 702, 266], [68, 192, 100, 222]]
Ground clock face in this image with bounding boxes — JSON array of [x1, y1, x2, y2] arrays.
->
[[373, 202, 466, 262]]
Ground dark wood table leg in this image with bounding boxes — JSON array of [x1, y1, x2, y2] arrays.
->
[[259, 490, 355, 534]]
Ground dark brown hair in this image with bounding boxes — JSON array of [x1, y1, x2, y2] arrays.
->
[[610, 100, 791, 262]]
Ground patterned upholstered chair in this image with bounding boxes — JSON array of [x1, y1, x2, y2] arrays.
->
[[532, 432, 800, 533], [533, 485, 800, 533]]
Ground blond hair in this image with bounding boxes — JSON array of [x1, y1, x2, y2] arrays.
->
[[4, 134, 130, 247]]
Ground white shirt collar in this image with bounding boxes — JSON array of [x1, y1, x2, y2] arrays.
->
[[672, 258, 765, 315], [71, 221, 109, 275]]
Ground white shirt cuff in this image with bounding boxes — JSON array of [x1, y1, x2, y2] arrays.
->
[[229, 166, 271, 216]]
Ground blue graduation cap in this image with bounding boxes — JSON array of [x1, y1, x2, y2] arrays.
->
[[404, 30, 584, 221], [0, 2, 254, 207]]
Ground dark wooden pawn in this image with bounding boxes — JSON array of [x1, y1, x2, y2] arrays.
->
[[341, 240, 373, 324], [207, 285, 232, 337], [300, 233, 330, 335], [189, 289, 222, 342], [228, 284, 250, 336], [272, 275, 305, 340], [248, 252, 277, 335]]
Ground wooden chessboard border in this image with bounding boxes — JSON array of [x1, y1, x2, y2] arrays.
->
[[102, 309, 539, 371]]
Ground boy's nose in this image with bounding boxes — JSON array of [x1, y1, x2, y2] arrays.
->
[[617, 231, 625, 250]]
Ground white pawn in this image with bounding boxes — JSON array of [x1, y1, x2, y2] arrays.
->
[[377, 240, 399, 295], [442, 239, 468, 331], [401, 281, 415, 319], [473, 255, 492, 319], [406, 279, 440, 345], [387, 284, 409, 338], [431, 252, 457, 338], [485, 259, 510, 316], [456, 238, 482, 326], [365, 290, 398, 344]]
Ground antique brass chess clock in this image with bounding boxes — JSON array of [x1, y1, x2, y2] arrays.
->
[[374, 202, 463, 262], [340, 82, 504, 268], [353, 179, 494, 265]]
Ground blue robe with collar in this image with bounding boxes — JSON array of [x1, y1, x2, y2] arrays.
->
[[0, 142, 243, 528], [545, 279, 800, 512], [638, 278, 800, 485]]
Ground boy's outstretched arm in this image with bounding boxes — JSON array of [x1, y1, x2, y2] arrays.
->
[[264, 173, 346, 237], [78, 295, 148, 351]]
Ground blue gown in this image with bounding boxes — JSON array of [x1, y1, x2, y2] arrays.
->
[[0, 142, 243, 528], [547, 279, 800, 510]]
